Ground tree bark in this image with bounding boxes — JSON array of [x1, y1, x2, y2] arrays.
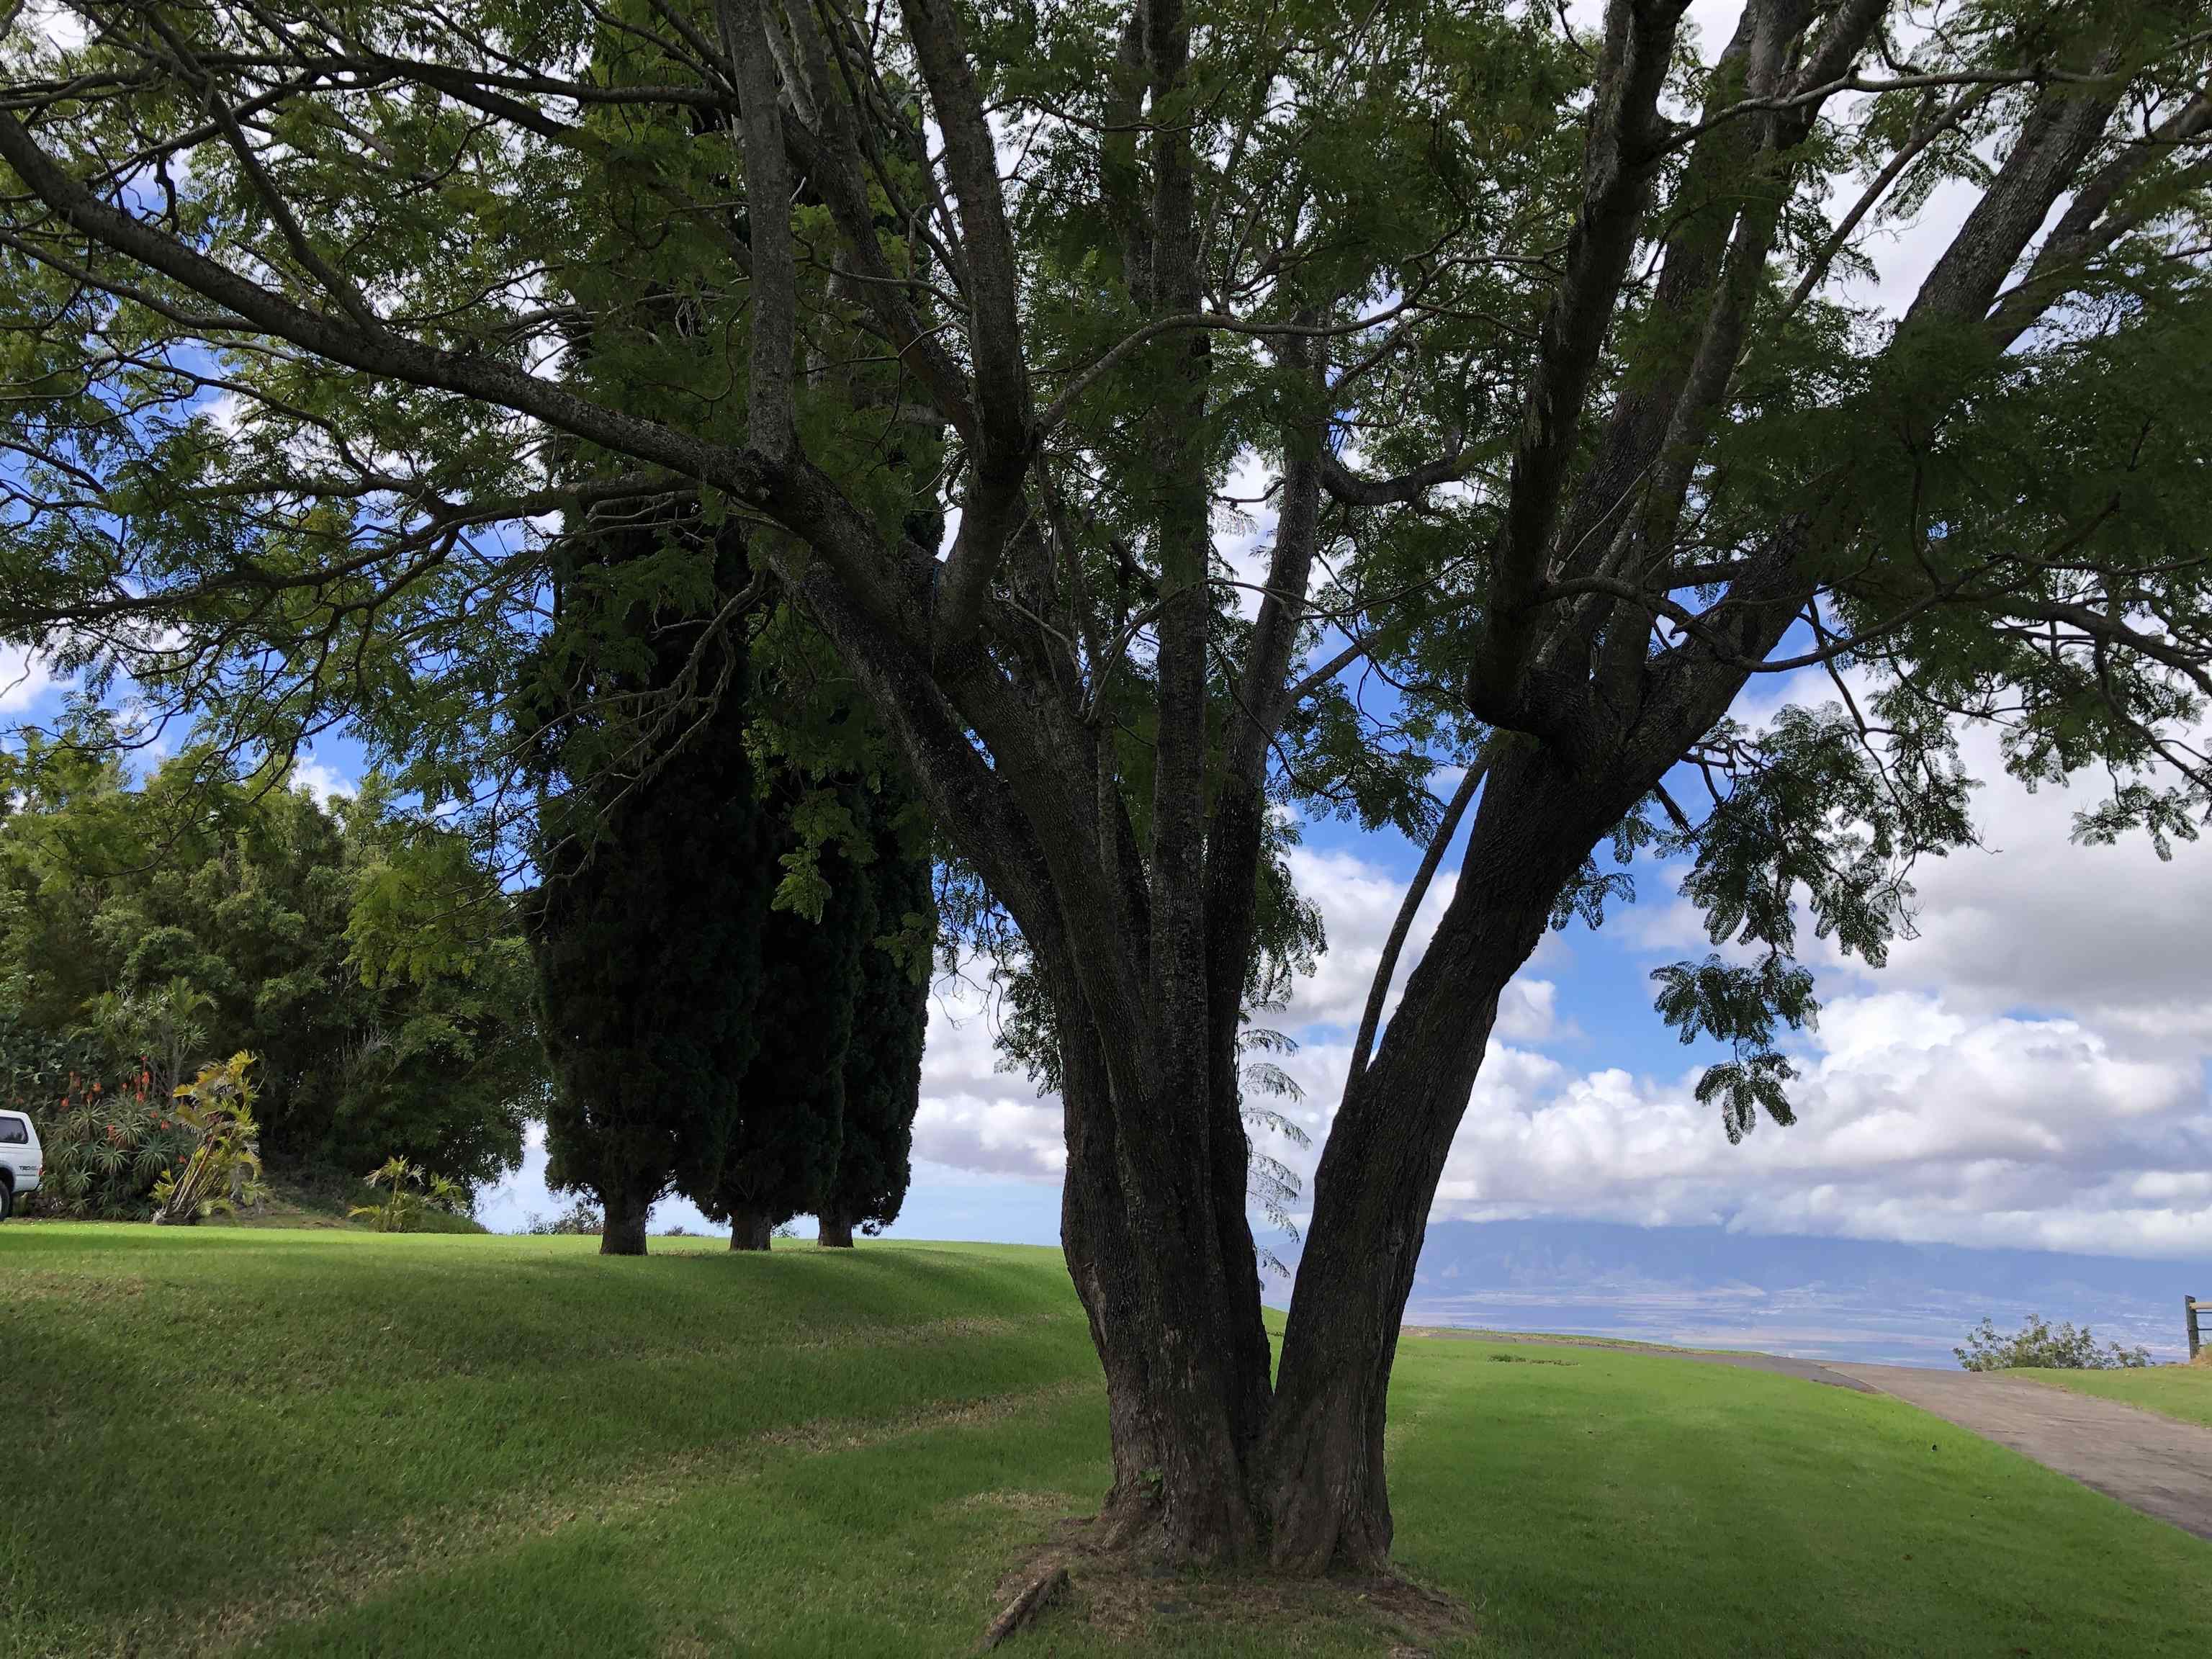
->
[[817, 1210, 855, 1248], [599, 1183, 652, 1256], [1258, 747, 1624, 1570], [727, 1205, 775, 1250], [1056, 996, 1272, 1563]]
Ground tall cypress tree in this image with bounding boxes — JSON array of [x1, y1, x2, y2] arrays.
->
[[818, 794, 932, 1248], [695, 775, 873, 1249], [523, 517, 773, 1255]]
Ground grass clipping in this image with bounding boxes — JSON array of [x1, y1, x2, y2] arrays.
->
[[981, 1517, 1474, 1655]]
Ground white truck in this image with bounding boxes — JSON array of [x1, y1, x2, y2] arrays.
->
[[0, 1109, 40, 1219]]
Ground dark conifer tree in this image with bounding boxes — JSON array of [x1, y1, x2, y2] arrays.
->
[[523, 517, 773, 1256], [699, 776, 873, 1249], [818, 793, 932, 1248]]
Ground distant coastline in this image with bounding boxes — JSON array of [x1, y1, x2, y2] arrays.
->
[[1277, 1218, 2205, 1367]]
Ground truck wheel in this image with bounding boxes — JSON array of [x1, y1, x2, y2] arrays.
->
[[0, 1180, 12, 1220]]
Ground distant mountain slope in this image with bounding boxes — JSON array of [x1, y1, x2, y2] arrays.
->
[[1278, 1220, 2208, 1366]]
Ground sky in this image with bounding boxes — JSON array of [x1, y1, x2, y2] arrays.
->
[[9, 0, 2209, 1280]]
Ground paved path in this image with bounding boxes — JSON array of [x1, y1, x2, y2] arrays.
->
[[1832, 1364, 2212, 1542]]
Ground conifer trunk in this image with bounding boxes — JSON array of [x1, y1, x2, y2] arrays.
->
[[817, 1210, 855, 1248], [727, 1205, 775, 1250], [599, 1184, 651, 1256]]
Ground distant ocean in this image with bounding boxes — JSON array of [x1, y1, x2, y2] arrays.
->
[[1279, 1219, 2208, 1367]]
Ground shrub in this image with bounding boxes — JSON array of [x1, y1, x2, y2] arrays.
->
[[24, 1061, 197, 1220], [523, 1200, 603, 1236], [1956, 1313, 2151, 1371], [348, 1156, 472, 1233], [151, 1052, 267, 1225]]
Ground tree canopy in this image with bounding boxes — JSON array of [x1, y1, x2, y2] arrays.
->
[[0, 727, 539, 1188], [0, 0, 2207, 1577], [523, 510, 779, 1254], [817, 778, 933, 1246]]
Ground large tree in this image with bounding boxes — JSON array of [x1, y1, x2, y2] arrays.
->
[[693, 771, 873, 1248], [523, 513, 775, 1255], [3, 0, 2210, 1575], [817, 783, 933, 1248]]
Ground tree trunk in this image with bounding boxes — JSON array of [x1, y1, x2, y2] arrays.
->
[[1258, 748, 1621, 1570], [599, 1184, 651, 1256], [817, 1210, 855, 1248], [727, 1205, 775, 1250], [1056, 998, 1272, 1563]]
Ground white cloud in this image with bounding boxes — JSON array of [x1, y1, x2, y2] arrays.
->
[[909, 971, 1066, 1179], [29, 1, 89, 50], [1267, 726, 2212, 1260], [1410, 986, 2212, 1260], [289, 757, 356, 804], [0, 645, 58, 714], [1869, 721, 2212, 1061]]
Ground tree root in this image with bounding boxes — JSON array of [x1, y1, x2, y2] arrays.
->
[[979, 1516, 1475, 1653], [980, 1563, 1070, 1650]]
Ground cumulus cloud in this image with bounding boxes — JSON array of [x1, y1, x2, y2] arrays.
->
[[904, 727, 2212, 1263], [1867, 718, 2212, 1059], [1419, 989, 2212, 1260], [0, 645, 58, 714], [1277, 845, 1564, 1043], [909, 971, 1066, 1179], [289, 757, 356, 804]]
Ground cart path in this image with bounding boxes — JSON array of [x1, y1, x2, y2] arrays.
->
[[1831, 1364, 2212, 1542]]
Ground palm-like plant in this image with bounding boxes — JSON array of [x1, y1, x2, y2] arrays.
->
[[423, 1173, 468, 1217], [349, 1156, 426, 1232], [150, 1053, 266, 1225]]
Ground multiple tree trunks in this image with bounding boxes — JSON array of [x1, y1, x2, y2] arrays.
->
[[1051, 743, 1646, 1570]]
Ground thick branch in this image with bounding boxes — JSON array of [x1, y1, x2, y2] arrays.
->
[[1345, 750, 1488, 1087], [1469, 0, 1689, 737], [719, 0, 799, 457]]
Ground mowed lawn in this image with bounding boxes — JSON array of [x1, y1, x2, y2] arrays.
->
[[2025, 1361, 2212, 1430], [3, 1227, 2208, 1658]]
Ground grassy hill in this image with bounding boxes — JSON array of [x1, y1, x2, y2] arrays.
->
[[208, 1172, 491, 1233], [2027, 1360, 2212, 1429], [3, 1225, 2207, 1658]]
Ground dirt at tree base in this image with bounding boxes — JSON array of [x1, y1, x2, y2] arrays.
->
[[981, 1516, 1476, 1654]]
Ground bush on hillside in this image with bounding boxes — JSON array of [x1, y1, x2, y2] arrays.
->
[[1956, 1313, 2151, 1371], [523, 1200, 603, 1236]]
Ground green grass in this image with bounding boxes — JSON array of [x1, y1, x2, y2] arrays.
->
[[2, 1223, 2207, 1658], [2023, 1361, 2212, 1429]]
